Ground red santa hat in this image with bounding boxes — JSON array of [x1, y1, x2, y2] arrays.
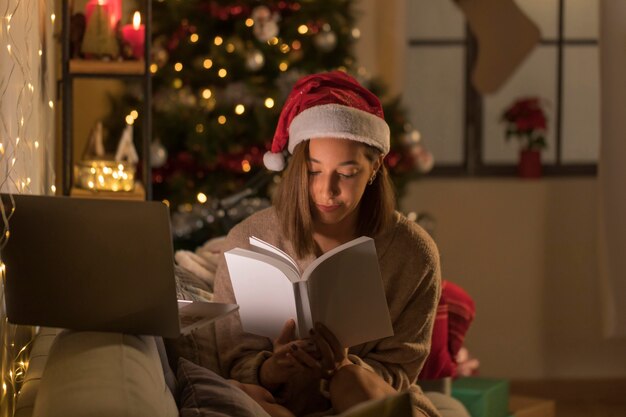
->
[[263, 71, 390, 171]]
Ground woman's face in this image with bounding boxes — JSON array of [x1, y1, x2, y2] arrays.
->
[[307, 137, 380, 227]]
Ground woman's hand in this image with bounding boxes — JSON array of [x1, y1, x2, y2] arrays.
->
[[259, 319, 321, 391], [310, 322, 351, 379]]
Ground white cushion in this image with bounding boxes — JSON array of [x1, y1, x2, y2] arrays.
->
[[33, 331, 178, 417]]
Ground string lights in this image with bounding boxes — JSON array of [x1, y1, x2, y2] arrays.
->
[[1, 0, 57, 412]]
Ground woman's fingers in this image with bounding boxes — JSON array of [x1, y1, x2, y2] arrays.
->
[[314, 322, 344, 358], [311, 328, 336, 376], [275, 319, 297, 345], [288, 343, 321, 369]]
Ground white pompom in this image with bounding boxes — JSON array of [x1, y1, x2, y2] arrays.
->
[[263, 151, 286, 171]]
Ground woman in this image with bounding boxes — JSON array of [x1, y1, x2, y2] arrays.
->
[[212, 71, 441, 417]]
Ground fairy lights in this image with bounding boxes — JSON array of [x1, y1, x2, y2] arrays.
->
[[235, 104, 245, 115], [0, 0, 55, 199], [75, 161, 135, 192], [264, 98, 275, 108], [201, 88, 212, 99], [203, 58, 213, 69]]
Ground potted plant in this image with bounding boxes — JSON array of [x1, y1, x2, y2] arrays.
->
[[501, 97, 548, 178]]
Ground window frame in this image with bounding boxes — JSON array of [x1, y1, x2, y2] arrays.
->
[[406, 0, 599, 177]]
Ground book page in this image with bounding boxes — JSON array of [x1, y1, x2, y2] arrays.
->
[[249, 236, 300, 276], [304, 237, 393, 347], [177, 300, 239, 334], [225, 248, 300, 340]]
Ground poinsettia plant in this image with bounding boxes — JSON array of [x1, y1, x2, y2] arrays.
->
[[501, 97, 548, 150]]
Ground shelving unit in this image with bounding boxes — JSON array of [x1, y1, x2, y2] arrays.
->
[[60, 0, 152, 200], [69, 59, 146, 75]]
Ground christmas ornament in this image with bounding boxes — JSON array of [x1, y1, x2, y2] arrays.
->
[[115, 124, 139, 164], [150, 139, 168, 168], [82, 121, 106, 159], [177, 87, 198, 107], [152, 42, 169, 67], [81, 2, 119, 58], [251, 6, 280, 42], [245, 49, 265, 71], [410, 144, 435, 174], [223, 82, 255, 106], [402, 129, 421, 146], [313, 27, 337, 52]]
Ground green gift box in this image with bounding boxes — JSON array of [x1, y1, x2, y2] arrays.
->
[[451, 377, 509, 417]]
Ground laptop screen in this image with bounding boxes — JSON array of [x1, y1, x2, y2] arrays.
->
[[1, 194, 181, 338]]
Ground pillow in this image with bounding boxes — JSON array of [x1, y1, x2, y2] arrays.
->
[[33, 331, 178, 417], [419, 280, 476, 380], [177, 357, 271, 417]]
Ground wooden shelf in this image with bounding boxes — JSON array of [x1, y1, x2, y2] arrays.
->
[[69, 59, 145, 75], [70, 182, 146, 201]]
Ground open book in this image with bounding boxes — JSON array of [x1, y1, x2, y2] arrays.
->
[[224, 236, 393, 347]]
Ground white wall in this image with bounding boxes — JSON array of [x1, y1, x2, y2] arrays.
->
[[354, 0, 626, 379], [401, 178, 626, 379]]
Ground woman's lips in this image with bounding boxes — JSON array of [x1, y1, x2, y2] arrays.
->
[[316, 204, 341, 213]]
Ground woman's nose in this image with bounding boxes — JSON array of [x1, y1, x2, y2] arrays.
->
[[321, 174, 340, 198]]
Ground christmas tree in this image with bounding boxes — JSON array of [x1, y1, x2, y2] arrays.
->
[[107, 0, 432, 245]]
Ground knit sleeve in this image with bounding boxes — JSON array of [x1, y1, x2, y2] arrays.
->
[[211, 220, 274, 384], [348, 221, 442, 395]]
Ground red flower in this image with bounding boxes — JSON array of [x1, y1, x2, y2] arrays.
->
[[501, 97, 549, 150]]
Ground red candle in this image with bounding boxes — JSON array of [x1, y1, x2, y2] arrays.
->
[[121, 12, 145, 59]]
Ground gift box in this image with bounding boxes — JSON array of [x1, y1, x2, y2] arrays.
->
[[452, 377, 509, 417], [508, 395, 555, 417]]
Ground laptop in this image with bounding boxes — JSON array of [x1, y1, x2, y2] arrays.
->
[[0, 193, 238, 338]]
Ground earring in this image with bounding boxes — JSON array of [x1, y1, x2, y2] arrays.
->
[[368, 172, 377, 185]]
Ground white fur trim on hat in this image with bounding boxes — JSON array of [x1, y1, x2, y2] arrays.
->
[[263, 150, 286, 171], [287, 104, 390, 155]]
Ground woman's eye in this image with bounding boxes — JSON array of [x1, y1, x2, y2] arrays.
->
[[339, 172, 357, 178], [308, 171, 321, 176]]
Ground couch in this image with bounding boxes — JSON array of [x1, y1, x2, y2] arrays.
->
[[13, 238, 473, 417], [14, 326, 423, 417]]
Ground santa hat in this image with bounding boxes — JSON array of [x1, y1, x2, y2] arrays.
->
[[263, 71, 390, 171]]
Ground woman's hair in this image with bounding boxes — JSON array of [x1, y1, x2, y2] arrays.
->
[[273, 141, 396, 258]]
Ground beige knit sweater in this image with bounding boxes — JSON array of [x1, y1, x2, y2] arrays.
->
[[212, 207, 441, 416]]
